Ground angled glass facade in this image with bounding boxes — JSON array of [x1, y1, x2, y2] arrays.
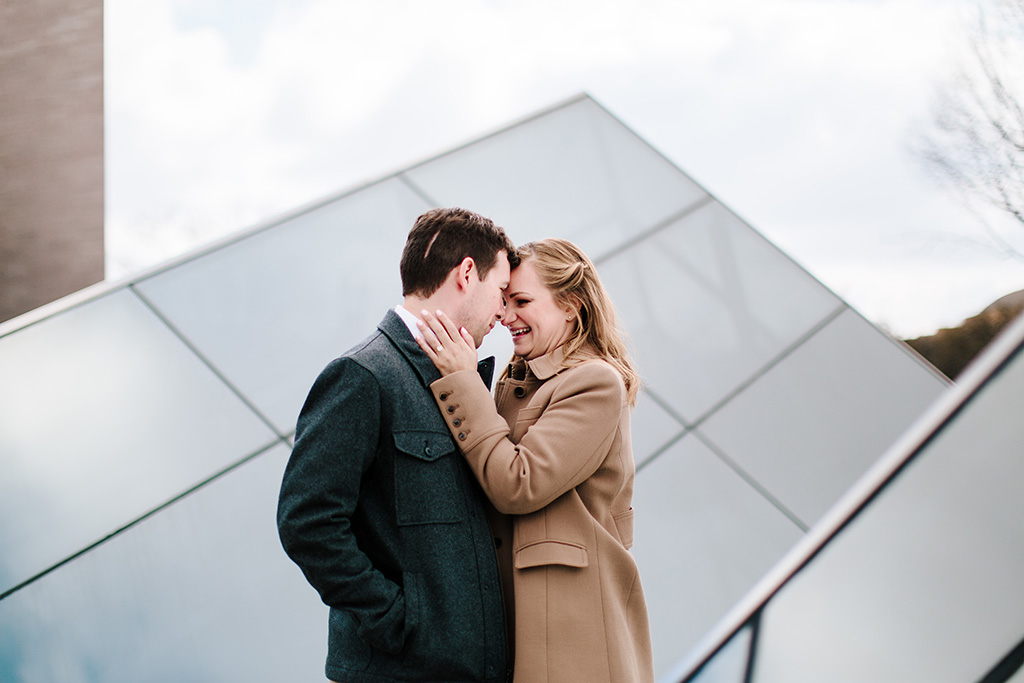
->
[[0, 95, 947, 680], [674, 315, 1024, 683]]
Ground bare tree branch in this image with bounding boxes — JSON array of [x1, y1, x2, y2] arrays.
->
[[915, 0, 1024, 256]]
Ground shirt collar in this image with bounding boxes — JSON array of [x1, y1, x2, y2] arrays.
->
[[393, 305, 496, 390]]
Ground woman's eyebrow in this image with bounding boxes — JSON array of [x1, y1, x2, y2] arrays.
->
[[505, 290, 529, 299]]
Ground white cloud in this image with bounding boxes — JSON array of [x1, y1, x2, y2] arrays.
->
[[104, 0, 1021, 337]]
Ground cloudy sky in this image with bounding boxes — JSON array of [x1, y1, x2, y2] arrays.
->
[[104, 0, 1024, 339]]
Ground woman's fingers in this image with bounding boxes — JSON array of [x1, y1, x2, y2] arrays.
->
[[420, 309, 455, 345], [432, 309, 463, 345], [413, 325, 439, 357]]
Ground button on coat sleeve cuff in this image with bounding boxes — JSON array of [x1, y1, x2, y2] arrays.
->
[[429, 370, 508, 452]]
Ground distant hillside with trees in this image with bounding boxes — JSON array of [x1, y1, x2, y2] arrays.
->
[[904, 289, 1024, 380]]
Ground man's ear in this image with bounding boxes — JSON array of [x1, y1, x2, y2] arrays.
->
[[454, 257, 475, 292]]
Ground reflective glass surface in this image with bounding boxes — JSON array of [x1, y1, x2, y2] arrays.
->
[[750, 340, 1024, 682], [0, 444, 327, 682], [600, 202, 843, 421], [631, 390, 687, 467], [0, 290, 278, 595], [632, 435, 803, 676], [403, 97, 708, 261], [0, 95, 958, 683], [700, 308, 946, 525], [683, 625, 753, 683], [135, 179, 431, 433]]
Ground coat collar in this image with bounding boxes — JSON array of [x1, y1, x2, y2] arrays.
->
[[508, 345, 567, 381], [379, 309, 497, 390], [379, 309, 440, 388]]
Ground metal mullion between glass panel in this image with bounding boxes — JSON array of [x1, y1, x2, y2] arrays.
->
[[128, 285, 289, 444], [743, 611, 762, 683], [611, 212, 813, 362], [674, 320, 1024, 683], [663, 306, 852, 533], [0, 288, 281, 598], [687, 305, 848, 431], [978, 635, 1024, 683], [585, 97, 850, 314], [692, 430, 808, 533], [591, 196, 714, 268], [0, 440, 282, 603], [748, 335, 1024, 681], [0, 443, 324, 682], [635, 386, 691, 472], [673, 612, 762, 683], [397, 173, 441, 209]]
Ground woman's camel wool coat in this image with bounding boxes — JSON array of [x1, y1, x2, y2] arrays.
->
[[430, 347, 654, 683]]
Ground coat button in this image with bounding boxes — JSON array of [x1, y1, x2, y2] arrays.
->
[[424, 446, 432, 457], [514, 386, 526, 398], [452, 418, 461, 427], [447, 405, 455, 414], [458, 432, 466, 441], [439, 392, 449, 401]]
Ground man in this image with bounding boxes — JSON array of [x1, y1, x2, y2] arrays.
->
[[278, 208, 516, 683]]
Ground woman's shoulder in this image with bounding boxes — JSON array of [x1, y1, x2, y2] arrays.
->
[[558, 357, 626, 395]]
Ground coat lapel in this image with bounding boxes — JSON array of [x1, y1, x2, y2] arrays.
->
[[379, 309, 497, 390], [379, 309, 441, 388]]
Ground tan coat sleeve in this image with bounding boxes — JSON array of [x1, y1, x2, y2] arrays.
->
[[430, 362, 624, 515]]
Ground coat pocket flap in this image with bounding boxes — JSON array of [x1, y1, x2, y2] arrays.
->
[[514, 540, 589, 569], [393, 430, 456, 462], [612, 508, 635, 549]]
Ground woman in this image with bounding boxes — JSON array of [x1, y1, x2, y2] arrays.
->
[[414, 238, 654, 683]]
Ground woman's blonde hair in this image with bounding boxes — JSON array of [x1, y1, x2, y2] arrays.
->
[[513, 238, 640, 405]]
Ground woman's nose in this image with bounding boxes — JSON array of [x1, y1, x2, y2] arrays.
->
[[501, 308, 517, 326]]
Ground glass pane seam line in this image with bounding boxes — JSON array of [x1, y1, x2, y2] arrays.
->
[[397, 173, 441, 208], [667, 311, 1024, 683], [689, 303, 849, 430], [641, 387, 693, 430], [586, 97, 721, 205], [591, 196, 715, 266], [125, 92, 587, 288], [845, 303, 952, 385], [693, 430, 809, 533], [0, 441, 282, 603], [0, 97, 600, 338], [635, 427, 690, 473], [129, 285, 289, 439]]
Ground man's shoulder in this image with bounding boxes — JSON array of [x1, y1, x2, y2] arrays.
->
[[327, 325, 416, 387]]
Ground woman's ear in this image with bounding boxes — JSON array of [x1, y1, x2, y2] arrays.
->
[[564, 295, 582, 321]]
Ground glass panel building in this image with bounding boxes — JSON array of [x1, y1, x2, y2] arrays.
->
[[0, 95, 947, 681], [670, 309, 1024, 683]]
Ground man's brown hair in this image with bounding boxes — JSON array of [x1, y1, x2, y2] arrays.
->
[[400, 208, 518, 297]]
